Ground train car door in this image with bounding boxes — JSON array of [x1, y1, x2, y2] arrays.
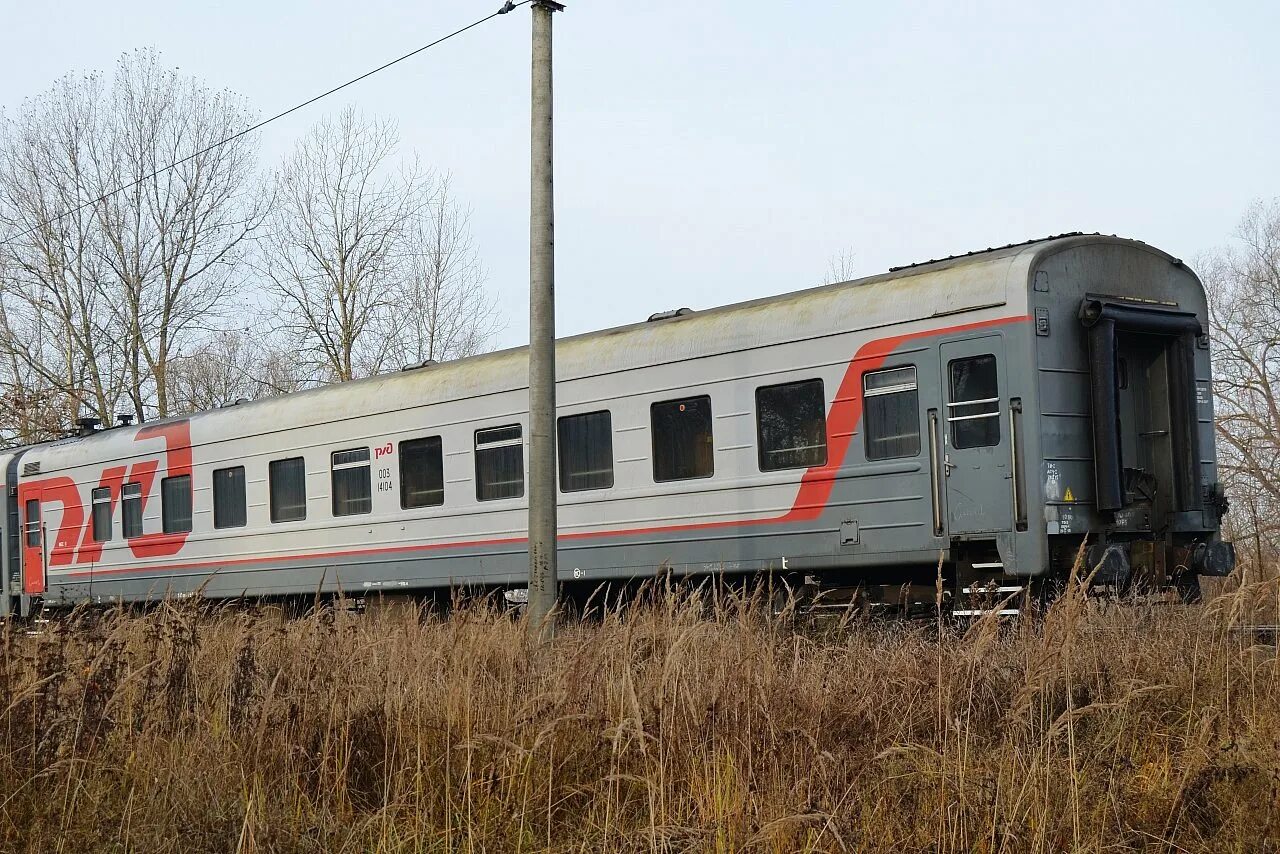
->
[[940, 336, 1012, 534], [21, 489, 45, 595]]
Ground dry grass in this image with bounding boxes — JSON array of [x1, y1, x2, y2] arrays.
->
[[0, 571, 1278, 854]]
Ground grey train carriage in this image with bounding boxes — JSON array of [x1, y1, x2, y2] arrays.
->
[[0, 234, 1235, 617]]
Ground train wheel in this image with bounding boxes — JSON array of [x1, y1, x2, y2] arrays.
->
[[766, 574, 813, 621], [1175, 573, 1203, 605]]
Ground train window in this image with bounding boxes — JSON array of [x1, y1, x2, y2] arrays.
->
[[162, 475, 193, 534], [558, 410, 614, 492], [269, 457, 307, 523], [23, 500, 39, 547], [122, 482, 143, 538], [476, 425, 524, 501], [213, 466, 247, 529], [91, 487, 112, 543], [400, 436, 444, 509], [948, 355, 1001, 449], [864, 366, 921, 460], [651, 395, 714, 482], [756, 380, 827, 471], [331, 448, 372, 516]]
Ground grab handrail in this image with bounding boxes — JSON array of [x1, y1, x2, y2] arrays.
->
[[928, 409, 944, 537]]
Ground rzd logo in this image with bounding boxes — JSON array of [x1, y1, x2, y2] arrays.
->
[[17, 421, 194, 595]]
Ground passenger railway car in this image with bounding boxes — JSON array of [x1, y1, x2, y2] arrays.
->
[[1, 234, 1235, 617]]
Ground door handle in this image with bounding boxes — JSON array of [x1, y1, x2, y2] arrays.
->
[[944, 454, 957, 475]]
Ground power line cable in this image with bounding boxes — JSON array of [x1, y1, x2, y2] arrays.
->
[[0, 0, 530, 249]]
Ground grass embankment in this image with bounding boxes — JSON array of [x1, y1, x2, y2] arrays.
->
[[0, 573, 1277, 853]]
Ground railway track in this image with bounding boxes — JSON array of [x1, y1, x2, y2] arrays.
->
[[1232, 625, 1280, 644]]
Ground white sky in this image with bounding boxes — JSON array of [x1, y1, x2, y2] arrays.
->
[[2, 0, 1277, 349]]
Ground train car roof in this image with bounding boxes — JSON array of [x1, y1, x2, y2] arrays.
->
[[0, 445, 37, 473], [22, 233, 1181, 468]]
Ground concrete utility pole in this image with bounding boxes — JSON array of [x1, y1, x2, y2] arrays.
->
[[527, 0, 563, 639]]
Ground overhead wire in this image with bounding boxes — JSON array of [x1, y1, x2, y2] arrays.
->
[[0, 0, 531, 248]]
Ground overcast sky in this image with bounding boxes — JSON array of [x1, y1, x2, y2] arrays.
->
[[1, 0, 1276, 349]]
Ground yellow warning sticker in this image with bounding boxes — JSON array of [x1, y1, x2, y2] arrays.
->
[[1063, 487, 1075, 502]]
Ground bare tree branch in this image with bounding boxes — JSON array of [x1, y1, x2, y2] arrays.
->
[[260, 108, 501, 382], [1203, 198, 1280, 565], [0, 49, 262, 438]]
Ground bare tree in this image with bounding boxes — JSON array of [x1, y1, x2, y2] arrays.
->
[[262, 108, 501, 381], [166, 327, 306, 413], [0, 49, 262, 434], [0, 71, 120, 438], [823, 248, 857, 285], [0, 253, 70, 444], [260, 108, 423, 383], [1, 67, 498, 441], [388, 176, 501, 365], [90, 50, 264, 419], [1202, 198, 1280, 568]]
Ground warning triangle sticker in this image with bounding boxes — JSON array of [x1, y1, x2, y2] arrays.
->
[[1063, 487, 1075, 502]]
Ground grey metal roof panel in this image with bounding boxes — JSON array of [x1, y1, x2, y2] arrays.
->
[[887, 233, 1090, 272]]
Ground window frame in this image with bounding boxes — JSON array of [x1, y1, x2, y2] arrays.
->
[[161, 474, 193, 535], [400, 435, 445, 509], [755, 379, 828, 472], [269, 457, 308, 523], [121, 481, 143, 539], [557, 409, 615, 493], [23, 499, 40, 548], [475, 424, 525, 501], [330, 447, 373, 517], [91, 486, 113, 543], [650, 394, 715, 483], [213, 465, 247, 530], [946, 355, 1001, 449], [862, 365, 922, 461]]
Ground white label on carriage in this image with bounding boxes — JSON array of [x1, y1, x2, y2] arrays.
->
[[1044, 461, 1061, 501]]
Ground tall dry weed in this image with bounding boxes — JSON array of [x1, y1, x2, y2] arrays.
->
[[0, 580, 1273, 852]]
